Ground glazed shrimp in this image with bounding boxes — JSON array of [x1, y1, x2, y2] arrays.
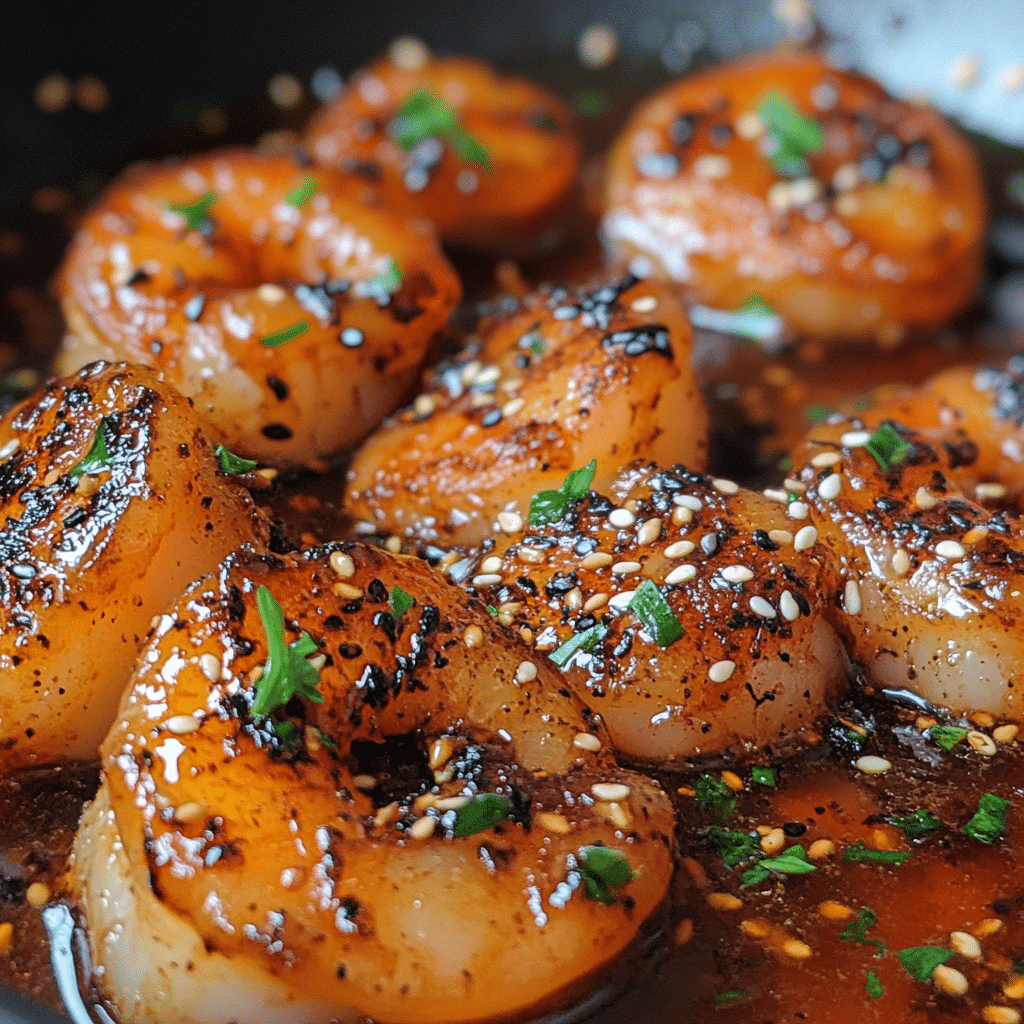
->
[[345, 275, 708, 548], [70, 543, 675, 1024], [789, 356, 1024, 716], [305, 54, 582, 254], [55, 149, 462, 469], [460, 461, 847, 764], [0, 361, 268, 771], [602, 48, 985, 343]]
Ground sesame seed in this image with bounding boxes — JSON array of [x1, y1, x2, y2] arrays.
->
[[749, 595, 777, 619], [780, 590, 801, 620], [808, 839, 837, 861], [1004, 976, 1024, 1001], [517, 546, 547, 564], [174, 802, 209, 823], [793, 525, 818, 551], [0, 438, 18, 460], [612, 560, 642, 574], [963, 526, 990, 545], [933, 964, 969, 996], [165, 714, 200, 735], [573, 732, 602, 752], [480, 555, 503, 574], [409, 815, 437, 840], [763, 488, 789, 503], [329, 550, 356, 578], [497, 511, 523, 534], [936, 539, 966, 561], [971, 711, 995, 728], [413, 393, 437, 418], [976, 482, 1008, 501], [722, 771, 744, 791], [855, 755, 892, 774], [735, 110, 765, 139], [982, 1009, 1021, 1024], [608, 590, 636, 611], [915, 486, 938, 510], [818, 900, 853, 920], [841, 429, 872, 447], [564, 587, 583, 611], [515, 660, 538, 683], [463, 625, 483, 648], [471, 573, 502, 586], [892, 549, 910, 575], [817, 473, 842, 500], [26, 882, 50, 907], [383, 536, 402, 554], [608, 508, 636, 528], [760, 828, 786, 854], [257, 283, 287, 303], [666, 564, 697, 586], [783, 478, 806, 493], [501, 396, 525, 418], [630, 294, 658, 313], [537, 811, 572, 834], [332, 582, 362, 601], [768, 529, 793, 545], [672, 505, 693, 526], [967, 730, 998, 756], [428, 736, 454, 770], [994, 724, 1019, 743], [975, 918, 1004, 938], [708, 659, 736, 683], [789, 177, 821, 205], [592, 782, 630, 802], [583, 592, 609, 612], [721, 565, 755, 583], [950, 931, 983, 960], [665, 540, 696, 558], [740, 918, 771, 939], [199, 653, 221, 682], [694, 155, 731, 179], [810, 451, 841, 468], [788, 501, 810, 520], [832, 163, 860, 192], [581, 551, 613, 569], [637, 517, 663, 545], [674, 494, 703, 511], [0, 922, 12, 955], [712, 477, 740, 495], [767, 181, 793, 212], [782, 939, 812, 960], [706, 892, 744, 911], [353, 774, 377, 791], [844, 579, 862, 615]]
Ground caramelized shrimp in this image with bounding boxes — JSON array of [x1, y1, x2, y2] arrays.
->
[[55, 149, 462, 469], [0, 361, 268, 771], [461, 461, 847, 764], [790, 357, 1024, 716], [602, 49, 985, 342], [345, 275, 708, 548], [305, 54, 582, 253], [70, 544, 674, 1024]]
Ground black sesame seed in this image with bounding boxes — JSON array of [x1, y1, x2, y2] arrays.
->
[[261, 423, 293, 441], [266, 375, 289, 401], [753, 530, 779, 551]]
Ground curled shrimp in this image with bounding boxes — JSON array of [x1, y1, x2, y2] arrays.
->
[[305, 54, 582, 254], [345, 275, 708, 548], [70, 543, 675, 1024], [460, 461, 848, 764], [0, 361, 269, 771], [601, 48, 985, 343], [789, 356, 1024, 716], [54, 149, 462, 469]]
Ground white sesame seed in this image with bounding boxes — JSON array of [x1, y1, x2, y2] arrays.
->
[[694, 155, 731, 179], [413, 393, 437, 418], [674, 494, 703, 511], [891, 549, 910, 576], [665, 564, 697, 586], [257, 283, 287, 303], [712, 477, 740, 495], [463, 625, 483, 648], [612, 560, 642, 574], [967, 730, 998, 756], [855, 755, 892, 775], [517, 545, 547, 564], [497, 511, 523, 534], [915, 486, 938, 510], [708, 659, 736, 683], [841, 429, 873, 447], [789, 177, 822, 206], [0, 438, 18, 461], [636, 517, 662, 545], [793, 525, 818, 552], [174, 802, 208, 824], [329, 550, 356, 578], [788, 501, 810, 520], [949, 931, 983, 961], [515, 660, 538, 683], [977, 482, 1008, 501], [480, 555, 503, 574], [433, 796, 470, 811], [672, 505, 693, 526], [592, 782, 630, 802], [749, 595, 777, 619], [768, 529, 793, 545], [471, 573, 502, 587], [721, 565, 754, 583], [763, 488, 789, 503], [832, 163, 860, 192], [935, 540, 966, 561], [783, 478, 806, 493], [810, 451, 841, 468], [409, 815, 437, 840], [608, 508, 636, 528], [817, 473, 842, 500], [574, 732, 602, 751], [199, 653, 221, 682], [501, 396, 525, 417], [665, 540, 696, 558], [933, 964, 969, 997], [583, 592, 609, 612], [630, 294, 658, 313], [767, 181, 793, 212], [165, 714, 200, 735], [608, 590, 636, 611], [844, 579, 862, 615], [734, 110, 765, 139], [780, 590, 801, 621], [581, 551, 613, 570]]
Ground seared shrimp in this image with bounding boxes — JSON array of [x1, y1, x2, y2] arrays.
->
[[461, 461, 847, 764], [70, 543, 674, 1024], [602, 48, 985, 343], [55, 149, 462, 469], [345, 275, 708, 548], [0, 361, 268, 771], [790, 357, 1024, 716], [305, 54, 582, 254]]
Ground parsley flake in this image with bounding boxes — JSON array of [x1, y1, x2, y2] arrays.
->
[[962, 792, 1009, 844], [168, 190, 218, 231], [897, 946, 954, 982], [706, 826, 759, 868], [716, 990, 748, 1010], [758, 93, 825, 177], [695, 773, 738, 819], [285, 173, 319, 208], [452, 793, 512, 837], [930, 725, 969, 751], [577, 846, 636, 905], [251, 586, 324, 718], [844, 843, 912, 868], [389, 586, 413, 620], [360, 256, 404, 301], [69, 420, 113, 478], [529, 459, 596, 526], [262, 320, 309, 348], [391, 88, 492, 168], [864, 422, 914, 472], [866, 970, 884, 999], [741, 845, 815, 886], [885, 808, 943, 840], [549, 624, 607, 667], [842, 907, 886, 954], [628, 579, 684, 648], [751, 765, 776, 787], [214, 444, 257, 476]]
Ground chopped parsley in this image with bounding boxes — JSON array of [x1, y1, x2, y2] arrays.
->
[[572, 89, 610, 117], [962, 792, 1009, 844], [69, 420, 112, 478], [842, 907, 886, 954], [167, 190, 218, 231], [577, 846, 636, 905], [214, 444, 257, 476], [251, 586, 324, 718], [716, 990, 748, 1010], [750, 765, 776, 787], [529, 459, 596, 526], [361, 256, 404, 301], [389, 585, 413, 620], [866, 970, 884, 999], [285, 173, 319, 208], [695, 773, 738, 819], [549, 623, 607, 667], [864, 422, 914, 472], [897, 946, 954, 982], [844, 843, 912, 868], [391, 88, 492, 168], [758, 93, 825, 177], [627, 579, 684, 648], [741, 845, 815, 886], [806, 403, 833, 426], [706, 826, 759, 868], [930, 725, 969, 751], [452, 793, 512, 837], [262, 320, 309, 348], [885, 808, 942, 840]]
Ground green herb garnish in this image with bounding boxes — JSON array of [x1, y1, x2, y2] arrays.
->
[[706, 826, 759, 868], [362, 256, 404, 300], [251, 585, 324, 718], [168, 190, 218, 231], [69, 421, 112, 478], [757, 93, 825, 177], [627, 579, 684, 648], [213, 444, 257, 476], [577, 846, 636, 905], [391, 87, 492, 168], [389, 585, 413, 620], [930, 725, 969, 751], [897, 946, 954, 982], [962, 792, 1009, 844], [487, 605, 498, 615], [864, 422, 914, 472], [842, 907, 886, 954], [751, 766, 776, 787], [806, 403, 833, 426], [572, 89, 609, 117], [285, 173, 319, 208], [312, 727, 337, 750], [844, 843, 912, 867], [741, 845, 815, 886], [549, 623, 607, 667], [866, 970, 884, 999], [529, 459, 597, 526], [885, 808, 943, 840], [452, 793, 512, 838], [716, 990, 748, 1009], [262, 320, 310, 348], [695, 773, 738, 819]]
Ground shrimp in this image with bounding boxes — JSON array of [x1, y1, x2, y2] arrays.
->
[[345, 275, 708, 548], [601, 48, 985, 343], [54, 149, 462, 470], [69, 543, 675, 1024], [789, 356, 1024, 716], [0, 361, 269, 771], [460, 461, 848, 764], [305, 54, 582, 254]]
